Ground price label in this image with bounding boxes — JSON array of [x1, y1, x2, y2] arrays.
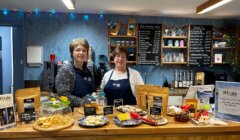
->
[[114, 99, 123, 107], [103, 106, 113, 115], [153, 96, 162, 107], [24, 98, 35, 112], [21, 112, 36, 124], [84, 107, 97, 116], [150, 107, 162, 115]]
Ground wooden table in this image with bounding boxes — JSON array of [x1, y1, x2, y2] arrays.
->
[[0, 108, 240, 140]]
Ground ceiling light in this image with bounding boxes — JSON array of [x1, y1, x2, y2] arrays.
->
[[196, 0, 232, 14], [62, 0, 75, 10]]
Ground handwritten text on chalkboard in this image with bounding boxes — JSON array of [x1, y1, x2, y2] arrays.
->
[[189, 25, 212, 66], [138, 24, 161, 65]]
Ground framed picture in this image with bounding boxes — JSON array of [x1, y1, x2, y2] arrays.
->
[[214, 53, 222, 63]]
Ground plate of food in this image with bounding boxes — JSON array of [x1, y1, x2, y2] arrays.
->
[[78, 115, 109, 127], [113, 113, 142, 127], [116, 105, 147, 116], [142, 115, 168, 126], [167, 106, 182, 116], [33, 115, 74, 132]]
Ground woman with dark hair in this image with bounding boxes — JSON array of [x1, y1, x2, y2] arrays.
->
[[101, 46, 144, 105], [55, 38, 95, 106]]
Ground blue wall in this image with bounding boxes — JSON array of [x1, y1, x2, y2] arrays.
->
[[0, 26, 12, 93], [1, 11, 240, 86], [0, 11, 25, 92]]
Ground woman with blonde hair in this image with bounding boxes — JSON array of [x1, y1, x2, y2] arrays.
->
[[55, 38, 95, 106]]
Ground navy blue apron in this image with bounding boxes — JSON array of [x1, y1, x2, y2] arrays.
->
[[104, 68, 136, 105], [72, 67, 94, 98]]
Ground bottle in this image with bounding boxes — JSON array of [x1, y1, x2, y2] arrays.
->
[[182, 71, 186, 88], [178, 70, 183, 88], [163, 79, 169, 87], [190, 71, 194, 86], [186, 70, 190, 88], [174, 70, 178, 88], [180, 40, 184, 47]]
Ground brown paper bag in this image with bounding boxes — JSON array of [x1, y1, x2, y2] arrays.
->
[[15, 87, 40, 118], [147, 87, 169, 116]]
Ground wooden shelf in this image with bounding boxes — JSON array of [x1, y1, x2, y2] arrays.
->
[[162, 36, 188, 39], [212, 62, 229, 65], [212, 47, 233, 50], [109, 35, 137, 38], [109, 31, 138, 65], [110, 61, 136, 64], [161, 62, 187, 65], [162, 46, 188, 49], [212, 37, 225, 40], [110, 45, 136, 48], [161, 25, 190, 66]]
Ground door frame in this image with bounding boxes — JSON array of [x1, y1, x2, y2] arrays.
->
[[0, 37, 2, 93]]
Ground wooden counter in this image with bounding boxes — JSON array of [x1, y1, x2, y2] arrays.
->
[[1, 108, 240, 140]]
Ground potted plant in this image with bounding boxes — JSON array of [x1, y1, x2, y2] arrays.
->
[[224, 27, 240, 82]]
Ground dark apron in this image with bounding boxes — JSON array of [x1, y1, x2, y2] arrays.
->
[[72, 68, 94, 98], [103, 68, 136, 105]]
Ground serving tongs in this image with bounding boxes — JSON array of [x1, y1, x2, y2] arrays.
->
[[130, 112, 155, 125]]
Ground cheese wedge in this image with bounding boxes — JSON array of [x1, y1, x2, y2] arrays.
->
[[117, 113, 131, 121]]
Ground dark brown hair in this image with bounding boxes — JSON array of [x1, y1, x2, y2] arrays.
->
[[113, 46, 129, 59], [69, 38, 89, 58]]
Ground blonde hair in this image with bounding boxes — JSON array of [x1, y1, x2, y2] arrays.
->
[[69, 38, 89, 58]]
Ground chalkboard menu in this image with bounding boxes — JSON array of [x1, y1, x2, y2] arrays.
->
[[189, 25, 212, 66], [138, 24, 161, 65]]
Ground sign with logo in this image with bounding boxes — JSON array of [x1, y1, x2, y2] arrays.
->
[[0, 94, 16, 130]]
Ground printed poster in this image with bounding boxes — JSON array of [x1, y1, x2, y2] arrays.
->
[[0, 94, 16, 130]]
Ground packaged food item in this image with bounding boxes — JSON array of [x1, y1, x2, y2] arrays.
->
[[136, 85, 156, 108], [40, 96, 71, 117], [15, 87, 40, 120], [136, 85, 167, 113], [185, 99, 198, 118], [147, 88, 169, 116]]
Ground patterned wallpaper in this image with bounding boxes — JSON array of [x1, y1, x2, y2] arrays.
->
[[23, 13, 240, 86]]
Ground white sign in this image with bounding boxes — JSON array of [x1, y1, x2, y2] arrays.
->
[[0, 94, 16, 130], [218, 88, 240, 116]]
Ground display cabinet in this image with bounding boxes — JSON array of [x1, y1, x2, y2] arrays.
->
[[161, 25, 190, 65]]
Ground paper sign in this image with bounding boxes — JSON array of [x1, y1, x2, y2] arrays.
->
[[218, 88, 240, 116], [21, 112, 36, 124], [84, 107, 97, 116], [150, 106, 162, 115], [0, 94, 16, 130], [114, 99, 123, 107], [103, 106, 113, 115], [215, 81, 240, 122]]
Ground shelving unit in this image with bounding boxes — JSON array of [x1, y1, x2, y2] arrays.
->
[[211, 27, 232, 65], [161, 25, 190, 65], [108, 34, 138, 64]]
